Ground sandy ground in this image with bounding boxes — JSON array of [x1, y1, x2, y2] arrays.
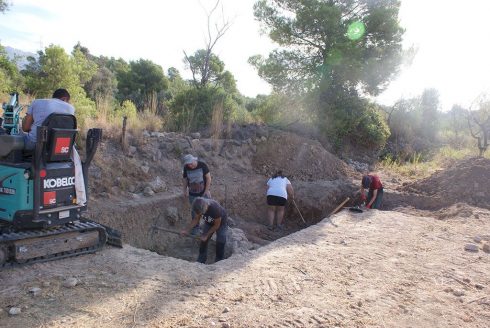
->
[[1, 209, 489, 328]]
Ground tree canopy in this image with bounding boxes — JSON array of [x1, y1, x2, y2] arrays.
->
[[0, 0, 9, 13], [117, 59, 169, 112], [249, 0, 404, 149], [250, 0, 404, 96]]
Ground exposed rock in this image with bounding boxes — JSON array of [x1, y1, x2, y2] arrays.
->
[[190, 132, 201, 139], [131, 193, 142, 199], [165, 206, 179, 225], [28, 287, 41, 297], [227, 228, 254, 255], [9, 307, 21, 315], [452, 290, 465, 297], [63, 277, 79, 288], [143, 187, 155, 197], [141, 165, 150, 174], [150, 132, 165, 138], [483, 243, 490, 253], [128, 146, 137, 156], [148, 176, 166, 192], [464, 244, 479, 252], [89, 165, 102, 179]]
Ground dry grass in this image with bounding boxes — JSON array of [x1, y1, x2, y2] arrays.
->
[[210, 101, 224, 139], [81, 110, 164, 145], [379, 145, 490, 178]]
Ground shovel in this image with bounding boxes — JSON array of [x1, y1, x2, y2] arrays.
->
[[152, 225, 200, 240], [348, 206, 364, 213]]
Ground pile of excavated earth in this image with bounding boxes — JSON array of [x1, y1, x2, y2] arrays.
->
[[1, 125, 489, 327]]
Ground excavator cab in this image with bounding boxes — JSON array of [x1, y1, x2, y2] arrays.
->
[[0, 113, 88, 227], [0, 112, 119, 267]]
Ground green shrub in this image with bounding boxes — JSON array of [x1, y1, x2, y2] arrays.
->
[[169, 86, 237, 132], [117, 100, 138, 120], [353, 106, 391, 149]]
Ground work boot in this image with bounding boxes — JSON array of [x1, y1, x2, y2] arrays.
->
[[215, 242, 226, 262], [197, 240, 208, 264]]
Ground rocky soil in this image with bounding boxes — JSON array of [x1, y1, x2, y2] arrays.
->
[[1, 126, 489, 327], [1, 209, 489, 327]]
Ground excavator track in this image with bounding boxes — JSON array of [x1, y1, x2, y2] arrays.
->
[[0, 221, 108, 268]]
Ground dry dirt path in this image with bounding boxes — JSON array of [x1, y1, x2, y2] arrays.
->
[[1, 209, 489, 327]]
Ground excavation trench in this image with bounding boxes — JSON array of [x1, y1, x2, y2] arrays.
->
[[88, 188, 349, 263]]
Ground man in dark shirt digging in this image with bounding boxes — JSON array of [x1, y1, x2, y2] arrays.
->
[[180, 197, 227, 264]]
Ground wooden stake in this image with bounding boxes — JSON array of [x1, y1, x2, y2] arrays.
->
[[121, 116, 128, 153]]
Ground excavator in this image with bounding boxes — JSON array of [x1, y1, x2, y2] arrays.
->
[[0, 93, 121, 267]]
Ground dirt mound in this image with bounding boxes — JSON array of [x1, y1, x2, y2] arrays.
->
[[252, 130, 353, 181], [433, 203, 490, 220], [402, 157, 490, 209]]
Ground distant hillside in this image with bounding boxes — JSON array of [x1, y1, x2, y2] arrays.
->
[[4, 46, 37, 69]]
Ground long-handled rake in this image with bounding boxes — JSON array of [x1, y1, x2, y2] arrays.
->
[[292, 199, 307, 224]]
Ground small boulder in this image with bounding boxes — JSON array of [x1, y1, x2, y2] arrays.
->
[[63, 277, 78, 288], [128, 146, 137, 157], [143, 187, 155, 197], [148, 176, 166, 192], [28, 287, 41, 297], [9, 307, 21, 315], [141, 165, 150, 174], [190, 132, 201, 139], [483, 243, 490, 254], [452, 290, 465, 297], [464, 244, 479, 252]]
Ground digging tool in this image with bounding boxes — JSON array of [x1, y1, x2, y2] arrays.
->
[[152, 225, 200, 240], [292, 199, 306, 224], [348, 206, 364, 213], [328, 197, 350, 217]]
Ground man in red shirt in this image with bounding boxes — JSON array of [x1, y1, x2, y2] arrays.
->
[[360, 174, 383, 209]]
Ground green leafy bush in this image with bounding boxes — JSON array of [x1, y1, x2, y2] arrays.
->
[[116, 100, 138, 120], [169, 86, 237, 132]]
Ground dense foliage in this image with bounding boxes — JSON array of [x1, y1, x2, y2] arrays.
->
[[0, 1, 482, 159], [250, 0, 404, 149]]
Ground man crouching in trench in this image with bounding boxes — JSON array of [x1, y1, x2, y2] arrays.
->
[[180, 197, 228, 264]]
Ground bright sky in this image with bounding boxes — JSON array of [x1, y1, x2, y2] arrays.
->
[[1, 0, 490, 111]]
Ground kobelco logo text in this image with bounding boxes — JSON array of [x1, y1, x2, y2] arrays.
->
[[43, 177, 75, 189]]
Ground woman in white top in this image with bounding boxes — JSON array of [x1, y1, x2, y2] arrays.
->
[[266, 170, 294, 231]]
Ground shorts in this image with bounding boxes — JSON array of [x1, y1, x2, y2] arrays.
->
[[267, 195, 287, 206]]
